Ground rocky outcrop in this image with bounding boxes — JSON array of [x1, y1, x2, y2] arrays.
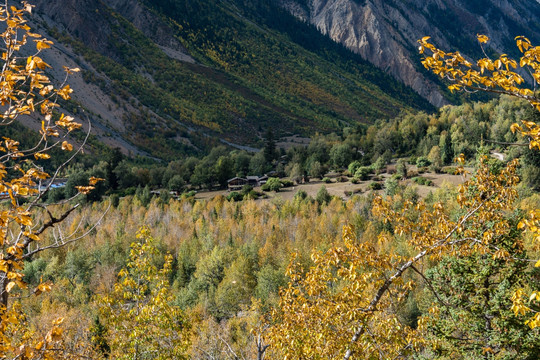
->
[[31, 0, 194, 63], [279, 0, 540, 107]]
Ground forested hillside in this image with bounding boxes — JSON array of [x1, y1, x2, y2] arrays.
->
[[20, 0, 431, 160]]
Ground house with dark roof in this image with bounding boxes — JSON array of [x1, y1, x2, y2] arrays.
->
[[227, 177, 248, 191]]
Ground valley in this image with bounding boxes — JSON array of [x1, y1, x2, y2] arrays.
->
[[1, 1, 540, 359]]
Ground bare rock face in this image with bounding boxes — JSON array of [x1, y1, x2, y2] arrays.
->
[[279, 0, 540, 107], [31, 0, 194, 63]]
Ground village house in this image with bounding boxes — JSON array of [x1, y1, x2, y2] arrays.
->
[[227, 177, 248, 191]]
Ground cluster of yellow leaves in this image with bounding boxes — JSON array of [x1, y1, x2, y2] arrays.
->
[[0, 3, 98, 359], [97, 227, 190, 360], [510, 209, 540, 328], [420, 34, 540, 330], [265, 157, 523, 358], [0, 301, 80, 360], [418, 35, 540, 149], [265, 225, 419, 359]]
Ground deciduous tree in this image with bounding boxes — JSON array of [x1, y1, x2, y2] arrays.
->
[[0, 2, 100, 358], [97, 227, 190, 359]]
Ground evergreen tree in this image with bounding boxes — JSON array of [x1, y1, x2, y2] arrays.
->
[[263, 128, 277, 163]]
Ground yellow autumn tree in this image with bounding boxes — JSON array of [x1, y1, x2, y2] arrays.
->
[[418, 34, 540, 330], [264, 157, 528, 359], [0, 2, 99, 358], [264, 35, 540, 359], [96, 227, 191, 360]]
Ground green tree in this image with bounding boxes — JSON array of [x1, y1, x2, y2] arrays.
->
[[315, 185, 331, 205], [427, 145, 442, 172], [264, 128, 277, 163], [308, 160, 326, 179], [214, 256, 257, 319], [262, 177, 282, 192], [168, 175, 186, 193], [215, 156, 234, 188], [422, 247, 540, 359], [330, 143, 353, 169], [439, 132, 454, 165], [250, 151, 271, 176]]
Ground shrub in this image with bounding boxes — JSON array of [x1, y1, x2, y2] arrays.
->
[[316, 186, 332, 204], [416, 156, 431, 168], [384, 177, 399, 196], [443, 166, 458, 175], [412, 177, 433, 186], [354, 167, 371, 181], [396, 159, 408, 179], [294, 189, 308, 200], [280, 179, 294, 188], [182, 190, 197, 198], [348, 160, 362, 176], [368, 182, 383, 190], [322, 177, 332, 183], [227, 192, 243, 202], [262, 177, 282, 192]]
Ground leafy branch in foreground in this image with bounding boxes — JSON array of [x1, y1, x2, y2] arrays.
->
[[418, 34, 540, 149], [0, 2, 101, 358], [264, 156, 537, 358], [419, 33, 540, 333]]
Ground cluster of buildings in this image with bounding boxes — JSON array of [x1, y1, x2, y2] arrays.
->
[[227, 175, 269, 191]]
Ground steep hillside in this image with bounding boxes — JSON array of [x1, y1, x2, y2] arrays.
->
[[278, 0, 540, 107], [22, 0, 431, 160]]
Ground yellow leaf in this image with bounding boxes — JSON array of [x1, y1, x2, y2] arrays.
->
[[6, 281, 15, 292], [61, 141, 73, 151], [477, 34, 489, 44], [89, 176, 105, 185], [535, 259, 540, 267], [34, 152, 50, 160], [35, 40, 51, 51]]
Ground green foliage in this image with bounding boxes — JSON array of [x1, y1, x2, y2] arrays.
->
[[348, 160, 363, 176], [422, 238, 540, 358], [261, 177, 282, 192], [330, 143, 353, 169], [416, 156, 431, 168], [412, 176, 434, 186], [226, 191, 243, 202], [279, 179, 294, 188], [308, 160, 326, 179], [316, 185, 332, 204], [368, 181, 383, 190], [384, 177, 400, 196], [294, 189, 309, 201], [168, 175, 186, 192], [354, 166, 371, 181], [214, 256, 257, 319], [396, 159, 408, 179]]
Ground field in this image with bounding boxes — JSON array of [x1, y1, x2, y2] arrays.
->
[[194, 167, 471, 202]]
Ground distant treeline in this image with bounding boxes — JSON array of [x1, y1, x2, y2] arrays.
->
[[48, 95, 540, 204]]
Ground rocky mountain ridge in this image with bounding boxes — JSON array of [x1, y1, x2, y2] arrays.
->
[[278, 0, 540, 107]]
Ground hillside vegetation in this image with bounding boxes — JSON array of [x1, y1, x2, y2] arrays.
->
[[27, 0, 432, 160]]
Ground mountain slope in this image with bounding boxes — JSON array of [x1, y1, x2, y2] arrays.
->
[[23, 0, 431, 160], [278, 0, 540, 107]]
